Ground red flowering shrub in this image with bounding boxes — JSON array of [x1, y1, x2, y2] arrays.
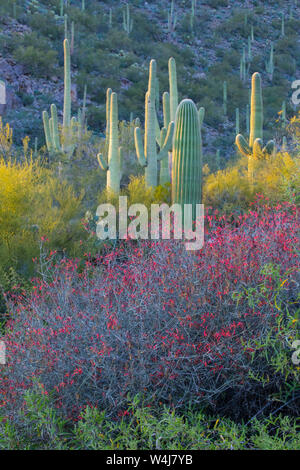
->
[[0, 199, 299, 421]]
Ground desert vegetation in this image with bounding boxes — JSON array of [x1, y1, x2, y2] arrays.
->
[[0, 0, 299, 450]]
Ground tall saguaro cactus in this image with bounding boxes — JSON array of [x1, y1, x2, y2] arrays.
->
[[235, 72, 275, 185], [172, 99, 203, 221], [134, 60, 174, 187], [123, 3, 133, 34], [97, 92, 123, 194], [43, 39, 87, 158]]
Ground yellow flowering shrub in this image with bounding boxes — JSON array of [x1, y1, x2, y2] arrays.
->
[[0, 158, 85, 276]]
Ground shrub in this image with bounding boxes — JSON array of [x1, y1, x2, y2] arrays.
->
[[1, 200, 298, 422], [12, 32, 58, 78], [1, 388, 299, 450], [0, 158, 85, 278], [203, 153, 300, 211]]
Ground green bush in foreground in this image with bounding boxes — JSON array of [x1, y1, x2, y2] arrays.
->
[[0, 389, 299, 450]]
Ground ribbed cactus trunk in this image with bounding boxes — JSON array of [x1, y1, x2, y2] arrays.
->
[[172, 99, 202, 221], [62, 39, 71, 152], [249, 72, 263, 147], [107, 92, 120, 194], [144, 60, 158, 187], [168, 57, 178, 182]]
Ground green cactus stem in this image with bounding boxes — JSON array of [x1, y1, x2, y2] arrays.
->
[[281, 12, 285, 36], [223, 81, 227, 116], [168, 57, 178, 122], [235, 72, 276, 186], [134, 59, 174, 187], [168, 0, 177, 35], [97, 92, 123, 194], [235, 108, 240, 135], [266, 42, 274, 80], [172, 99, 203, 221], [123, 3, 133, 35]]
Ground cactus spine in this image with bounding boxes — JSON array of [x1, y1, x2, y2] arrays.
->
[[235, 72, 275, 185], [172, 99, 203, 220], [134, 60, 174, 187]]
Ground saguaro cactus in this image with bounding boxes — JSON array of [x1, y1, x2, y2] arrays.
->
[[240, 46, 246, 82], [236, 72, 275, 185], [266, 42, 274, 80], [168, 0, 177, 35], [172, 99, 203, 221], [97, 92, 123, 194], [123, 3, 133, 34], [43, 39, 86, 158], [134, 60, 174, 187], [223, 81, 227, 116]]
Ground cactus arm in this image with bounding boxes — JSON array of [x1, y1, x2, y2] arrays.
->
[[158, 121, 174, 161], [198, 107, 205, 127], [134, 127, 147, 167], [168, 57, 178, 122], [50, 104, 61, 151], [97, 153, 108, 171], [163, 91, 170, 128], [118, 146, 123, 181], [235, 134, 251, 156], [42, 111, 53, 153], [263, 140, 276, 156], [155, 111, 161, 146]]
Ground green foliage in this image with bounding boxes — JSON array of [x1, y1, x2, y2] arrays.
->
[[0, 158, 85, 277], [11, 33, 57, 78], [1, 388, 298, 450], [203, 152, 300, 211]]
